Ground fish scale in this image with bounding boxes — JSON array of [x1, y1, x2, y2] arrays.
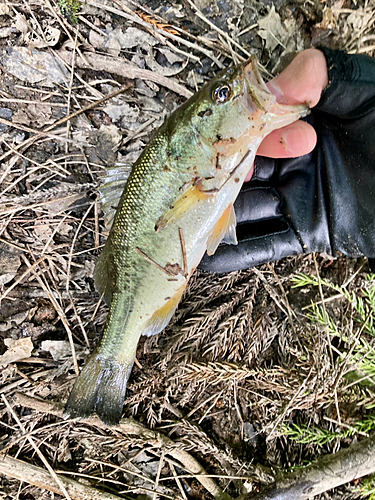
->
[[65, 57, 309, 425]]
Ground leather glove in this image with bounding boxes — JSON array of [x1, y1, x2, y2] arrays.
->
[[200, 48, 375, 273]]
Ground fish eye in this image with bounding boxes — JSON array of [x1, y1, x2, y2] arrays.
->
[[213, 84, 231, 104]]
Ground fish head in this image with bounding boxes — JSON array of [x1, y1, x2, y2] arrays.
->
[[167, 57, 308, 185]]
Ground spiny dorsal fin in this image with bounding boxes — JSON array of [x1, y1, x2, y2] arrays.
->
[[97, 163, 131, 230]]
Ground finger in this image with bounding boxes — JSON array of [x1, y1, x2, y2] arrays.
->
[[267, 48, 329, 107], [244, 162, 254, 182], [257, 120, 317, 158]]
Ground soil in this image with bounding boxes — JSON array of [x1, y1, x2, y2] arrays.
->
[[0, 0, 374, 499]]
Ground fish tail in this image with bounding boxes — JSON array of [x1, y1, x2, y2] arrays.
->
[[64, 351, 133, 426]]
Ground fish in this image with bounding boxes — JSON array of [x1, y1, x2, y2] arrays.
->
[[64, 56, 309, 425]]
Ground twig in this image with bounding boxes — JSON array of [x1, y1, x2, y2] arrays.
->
[[153, 451, 165, 500], [0, 98, 67, 107], [0, 455, 124, 500], [17, 393, 234, 500], [169, 462, 188, 500], [184, 0, 250, 59], [66, 202, 94, 293], [178, 227, 188, 276], [0, 118, 75, 143], [136, 247, 175, 277], [1, 394, 72, 500], [58, 49, 192, 98], [21, 255, 79, 375], [249, 432, 375, 500], [86, 0, 224, 69]]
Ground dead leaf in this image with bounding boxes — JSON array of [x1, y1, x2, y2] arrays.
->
[[0, 242, 21, 286], [0, 337, 33, 367], [91, 124, 122, 162], [103, 99, 140, 125], [0, 310, 30, 332], [110, 26, 158, 49], [158, 47, 186, 65], [89, 29, 106, 48], [34, 221, 53, 244], [46, 192, 87, 215], [1, 46, 69, 87], [15, 12, 29, 38], [25, 26, 62, 48], [165, 4, 185, 18], [0, 3, 10, 15], [13, 103, 54, 128], [0, 27, 16, 38], [145, 48, 188, 77], [41, 340, 71, 361], [258, 6, 288, 53], [58, 222, 73, 237]]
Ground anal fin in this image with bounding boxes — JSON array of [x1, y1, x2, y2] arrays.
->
[[156, 185, 211, 231], [142, 285, 186, 336], [206, 204, 238, 256]]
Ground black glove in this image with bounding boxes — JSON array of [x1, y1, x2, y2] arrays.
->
[[200, 48, 375, 273]]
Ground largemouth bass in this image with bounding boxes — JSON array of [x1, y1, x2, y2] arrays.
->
[[65, 57, 308, 425]]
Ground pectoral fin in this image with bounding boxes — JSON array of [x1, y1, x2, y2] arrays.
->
[[206, 204, 238, 256], [155, 184, 211, 231], [142, 285, 186, 337]]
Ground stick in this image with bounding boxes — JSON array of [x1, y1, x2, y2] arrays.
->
[[136, 247, 175, 277], [0, 83, 132, 165], [16, 393, 233, 500], [0, 455, 124, 500], [251, 432, 375, 500], [1, 394, 72, 500], [178, 227, 188, 276], [58, 49, 192, 99]]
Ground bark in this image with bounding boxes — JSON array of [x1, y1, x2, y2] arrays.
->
[[250, 433, 375, 500]]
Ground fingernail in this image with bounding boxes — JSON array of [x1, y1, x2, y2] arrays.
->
[[267, 80, 285, 104], [282, 127, 308, 156]]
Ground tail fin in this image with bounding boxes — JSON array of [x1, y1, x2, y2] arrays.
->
[[64, 352, 133, 426]]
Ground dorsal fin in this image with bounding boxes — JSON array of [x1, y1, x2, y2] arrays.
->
[[97, 163, 131, 230]]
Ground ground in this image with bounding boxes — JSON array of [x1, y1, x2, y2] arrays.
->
[[0, 0, 375, 499]]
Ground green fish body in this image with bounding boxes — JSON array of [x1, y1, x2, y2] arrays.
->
[[65, 57, 308, 425]]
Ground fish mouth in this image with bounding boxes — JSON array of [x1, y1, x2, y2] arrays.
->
[[242, 55, 310, 120], [242, 55, 276, 113]]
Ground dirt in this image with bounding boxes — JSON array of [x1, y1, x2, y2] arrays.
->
[[0, 0, 374, 499]]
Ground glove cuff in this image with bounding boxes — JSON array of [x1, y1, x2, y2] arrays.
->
[[316, 47, 375, 115]]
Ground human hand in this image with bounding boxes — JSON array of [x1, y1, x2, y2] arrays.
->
[[200, 48, 375, 273], [245, 48, 329, 182]]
